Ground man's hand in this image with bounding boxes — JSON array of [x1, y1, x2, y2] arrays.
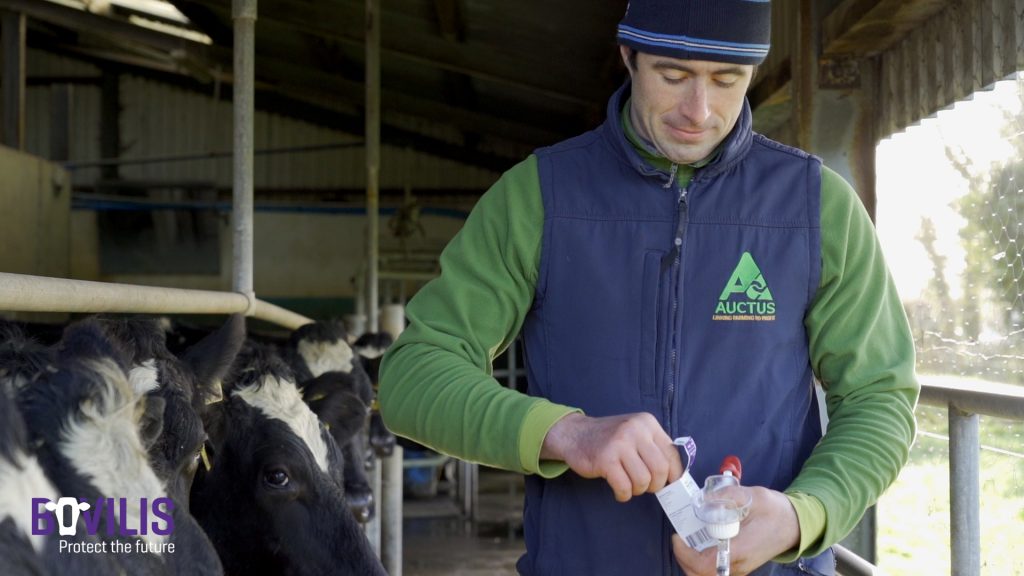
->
[[671, 486, 800, 576], [540, 412, 683, 502]]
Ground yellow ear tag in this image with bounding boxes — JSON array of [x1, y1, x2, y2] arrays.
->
[[200, 444, 212, 472]]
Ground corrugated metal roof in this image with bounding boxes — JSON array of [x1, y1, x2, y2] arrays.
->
[[26, 49, 499, 191]]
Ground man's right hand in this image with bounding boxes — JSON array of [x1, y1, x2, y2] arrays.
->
[[540, 412, 684, 502]]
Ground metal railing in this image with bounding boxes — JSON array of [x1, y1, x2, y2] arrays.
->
[[917, 378, 1024, 576], [835, 543, 882, 575], [834, 378, 1024, 576], [0, 272, 312, 329]]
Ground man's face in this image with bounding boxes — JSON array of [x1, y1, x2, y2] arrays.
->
[[622, 47, 753, 165]]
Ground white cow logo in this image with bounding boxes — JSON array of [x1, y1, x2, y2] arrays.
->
[[43, 497, 91, 536]]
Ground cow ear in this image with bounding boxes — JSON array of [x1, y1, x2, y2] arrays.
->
[[200, 399, 228, 450], [182, 315, 246, 400], [137, 395, 166, 450]]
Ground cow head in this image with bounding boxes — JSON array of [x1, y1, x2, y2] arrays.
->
[[18, 322, 168, 547], [193, 342, 385, 575], [18, 319, 224, 575], [288, 321, 380, 523], [96, 315, 245, 508]]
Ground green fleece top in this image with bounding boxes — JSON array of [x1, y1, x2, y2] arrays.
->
[[379, 109, 919, 560]]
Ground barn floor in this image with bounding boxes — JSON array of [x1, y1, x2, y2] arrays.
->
[[401, 467, 526, 575]]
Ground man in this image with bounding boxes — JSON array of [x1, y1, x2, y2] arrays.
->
[[380, 1, 919, 574]]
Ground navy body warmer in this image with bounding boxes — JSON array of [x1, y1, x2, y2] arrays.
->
[[518, 83, 835, 575]]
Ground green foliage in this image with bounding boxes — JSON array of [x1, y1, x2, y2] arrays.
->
[[909, 77, 1024, 385]]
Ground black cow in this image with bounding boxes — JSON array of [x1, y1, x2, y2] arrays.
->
[[191, 342, 386, 576]]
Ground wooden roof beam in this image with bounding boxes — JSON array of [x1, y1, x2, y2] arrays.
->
[[15, 0, 565, 149], [176, 0, 596, 107], [432, 0, 463, 43], [823, 0, 952, 56]]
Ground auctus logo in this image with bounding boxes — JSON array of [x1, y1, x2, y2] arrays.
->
[[713, 252, 777, 322]]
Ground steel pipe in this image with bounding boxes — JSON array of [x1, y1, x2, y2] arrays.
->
[[919, 378, 1024, 420], [231, 0, 256, 300], [382, 446, 403, 576], [251, 300, 314, 330], [0, 272, 312, 330], [834, 543, 883, 576], [949, 407, 981, 576], [365, 0, 381, 333], [367, 459, 382, 556], [380, 302, 404, 573]]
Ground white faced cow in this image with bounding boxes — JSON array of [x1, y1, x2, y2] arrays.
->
[[288, 321, 378, 524], [191, 341, 386, 576]]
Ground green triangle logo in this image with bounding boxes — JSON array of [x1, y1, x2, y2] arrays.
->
[[718, 252, 773, 301]]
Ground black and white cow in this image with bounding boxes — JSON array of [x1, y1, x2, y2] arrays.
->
[[352, 332, 398, 458], [16, 319, 231, 575], [1, 315, 243, 574], [191, 341, 386, 576], [95, 315, 244, 509], [287, 321, 378, 524], [95, 315, 246, 576], [16, 321, 176, 574], [0, 358, 124, 576]]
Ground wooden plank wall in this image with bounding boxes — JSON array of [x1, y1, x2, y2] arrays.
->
[[878, 0, 1024, 137], [763, 0, 799, 80]]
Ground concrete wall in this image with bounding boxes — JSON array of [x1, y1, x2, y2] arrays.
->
[[0, 146, 70, 278], [70, 205, 469, 304]]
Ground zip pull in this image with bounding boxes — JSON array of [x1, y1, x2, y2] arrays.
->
[[679, 186, 688, 204], [663, 163, 679, 189]]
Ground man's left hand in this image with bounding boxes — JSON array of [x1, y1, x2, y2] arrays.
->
[[671, 486, 800, 576]]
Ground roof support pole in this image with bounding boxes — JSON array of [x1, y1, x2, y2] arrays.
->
[[364, 0, 386, 564], [232, 0, 256, 308], [365, 0, 381, 334], [381, 303, 405, 576], [795, 0, 879, 559]]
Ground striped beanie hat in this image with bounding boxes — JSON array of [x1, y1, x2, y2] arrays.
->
[[617, 0, 771, 65]]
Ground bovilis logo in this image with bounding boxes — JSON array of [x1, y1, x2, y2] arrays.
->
[[31, 496, 174, 537], [712, 252, 777, 322]]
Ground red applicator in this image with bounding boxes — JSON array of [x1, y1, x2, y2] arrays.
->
[[719, 455, 742, 480]]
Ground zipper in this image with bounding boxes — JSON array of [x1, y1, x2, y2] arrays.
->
[[662, 177, 689, 576], [663, 163, 679, 189], [665, 180, 689, 434]]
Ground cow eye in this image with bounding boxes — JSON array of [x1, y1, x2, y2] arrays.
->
[[264, 469, 290, 487]]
